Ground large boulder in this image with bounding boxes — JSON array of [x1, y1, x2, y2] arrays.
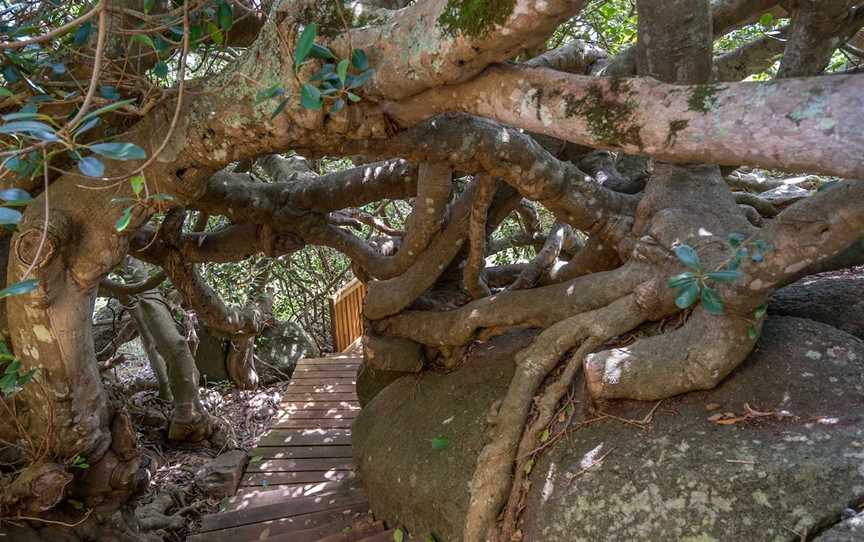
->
[[256, 320, 320, 382], [769, 270, 864, 340], [353, 318, 864, 541]]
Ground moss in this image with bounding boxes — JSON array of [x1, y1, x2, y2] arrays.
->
[[437, 0, 517, 39], [665, 119, 689, 147], [687, 83, 725, 113], [564, 82, 644, 148]]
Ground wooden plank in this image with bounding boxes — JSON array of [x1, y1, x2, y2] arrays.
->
[[314, 521, 386, 542], [241, 469, 356, 487], [299, 357, 362, 365], [249, 445, 354, 458], [291, 372, 357, 379], [293, 364, 360, 373], [187, 502, 370, 541], [276, 414, 360, 422], [287, 384, 357, 392], [227, 480, 361, 510], [283, 393, 359, 402], [272, 418, 354, 429], [268, 517, 363, 542], [258, 429, 352, 447], [282, 401, 360, 410], [201, 486, 366, 531], [247, 457, 354, 473]]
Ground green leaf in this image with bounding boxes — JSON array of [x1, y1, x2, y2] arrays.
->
[[667, 272, 696, 289], [217, 1, 234, 32], [148, 193, 177, 202], [0, 120, 58, 141], [393, 529, 404, 542], [78, 156, 104, 177], [727, 232, 745, 248], [747, 326, 758, 340], [0, 207, 22, 225], [73, 21, 92, 47], [131, 34, 156, 50], [337, 58, 349, 84], [674, 244, 700, 270], [2, 111, 42, 121], [309, 43, 335, 60], [540, 428, 550, 442], [346, 91, 361, 102], [0, 188, 31, 204], [89, 142, 146, 160], [143, 0, 155, 12], [523, 457, 534, 474], [750, 250, 764, 263], [153, 60, 169, 79], [115, 206, 134, 232], [0, 279, 37, 299], [430, 435, 449, 450], [270, 98, 290, 119], [700, 285, 724, 315], [351, 49, 369, 70], [249, 455, 263, 463], [346, 68, 375, 89], [4, 359, 20, 374], [207, 21, 224, 45], [675, 282, 700, 309], [255, 84, 284, 103], [0, 372, 17, 394], [79, 98, 136, 124], [74, 117, 100, 137], [100, 85, 120, 100], [17, 368, 36, 387], [300, 83, 322, 110], [294, 23, 317, 69], [0, 88, 12, 98], [190, 25, 203, 44], [130, 174, 145, 195], [759, 13, 774, 27], [330, 98, 345, 114], [754, 306, 767, 320], [705, 270, 742, 283]]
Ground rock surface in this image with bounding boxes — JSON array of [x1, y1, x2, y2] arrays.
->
[[354, 318, 864, 541], [256, 320, 320, 383], [769, 271, 864, 340], [815, 510, 864, 541], [353, 331, 532, 540], [194, 450, 248, 499]]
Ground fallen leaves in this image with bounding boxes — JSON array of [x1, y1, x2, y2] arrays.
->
[[707, 403, 794, 425]]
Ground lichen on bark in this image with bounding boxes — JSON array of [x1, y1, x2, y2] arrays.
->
[[563, 82, 643, 148]]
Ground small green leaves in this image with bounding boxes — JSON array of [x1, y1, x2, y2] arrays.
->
[[667, 272, 696, 289], [759, 13, 774, 28], [747, 326, 758, 340], [143, 0, 155, 14], [73, 21, 92, 46], [0, 352, 38, 396], [255, 84, 285, 103], [0, 188, 32, 206], [131, 34, 156, 51], [70, 454, 90, 469], [0, 207, 23, 225], [674, 244, 700, 270], [115, 206, 133, 232], [89, 142, 146, 160], [675, 282, 700, 309], [337, 59, 350, 85], [351, 49, 369, 71], [79, 98, 136, 124], [78, 156, 104, 177], [524, 457, 535, 474], [301, 83, 322, 110], [430, 435, 449, 450], [394, 529, 405, 542], [0, 279, 37, 299], [310, 43, 335, 60], [0, 88, 12, 98], [100, 85, 120, 101], [294, 23, 317, 69], [153, 60, 168, 79], [217, 1, 234, 32], [130, 174, 145, 195], [700, 285, 724, 315], [754, 306, 767, 320], [249, 455, 263, 464]]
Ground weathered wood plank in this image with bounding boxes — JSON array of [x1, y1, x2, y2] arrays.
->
[[281, 401, 360, 410], [187, 502, 370, 541], [249, 445, 354, 458], [287, 384, 357, 393], [276, 409, 359, 420], [241, 469, 356, 487], [258, 429, 352, 447], [283, 392, 358, 401], [226, 480, 361, 510], [201, 486, 366, 531], [247, 458, 354, 473], [272, 418, 354, 429]]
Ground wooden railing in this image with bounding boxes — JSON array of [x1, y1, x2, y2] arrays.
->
[[329, 278, 366, 352]]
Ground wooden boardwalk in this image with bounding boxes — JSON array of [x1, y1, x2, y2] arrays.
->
[[189, 351, 397, 541]]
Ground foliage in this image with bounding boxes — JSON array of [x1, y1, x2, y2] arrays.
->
[[0, 341, 37, 396]]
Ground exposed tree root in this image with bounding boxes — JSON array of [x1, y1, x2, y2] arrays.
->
[[463, 294, 650, 542]]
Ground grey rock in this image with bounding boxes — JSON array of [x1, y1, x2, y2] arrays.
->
[[257, 320, 320, 383], [769, 271, 864, 340], [194, 450, 248, 499], [758, 184, 812, 206], [354, 318, 864, 542], [816, 510, 864, 541]]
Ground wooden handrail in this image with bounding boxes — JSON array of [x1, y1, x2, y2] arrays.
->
[[329, 278, 367, 353]]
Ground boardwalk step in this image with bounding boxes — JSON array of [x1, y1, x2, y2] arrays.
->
[[226, 480, 363, 511], [249, 444, 354, 459], [258, 429, 352, 447], [241, 469, 356, 487], [247, 457, 354, 472], [316, 521, 387, 542], [202, 487, 367, 531], [188, 503, 371, 541]]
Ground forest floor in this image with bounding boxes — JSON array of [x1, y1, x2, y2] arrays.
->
[[103, 342, 294, 541]]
